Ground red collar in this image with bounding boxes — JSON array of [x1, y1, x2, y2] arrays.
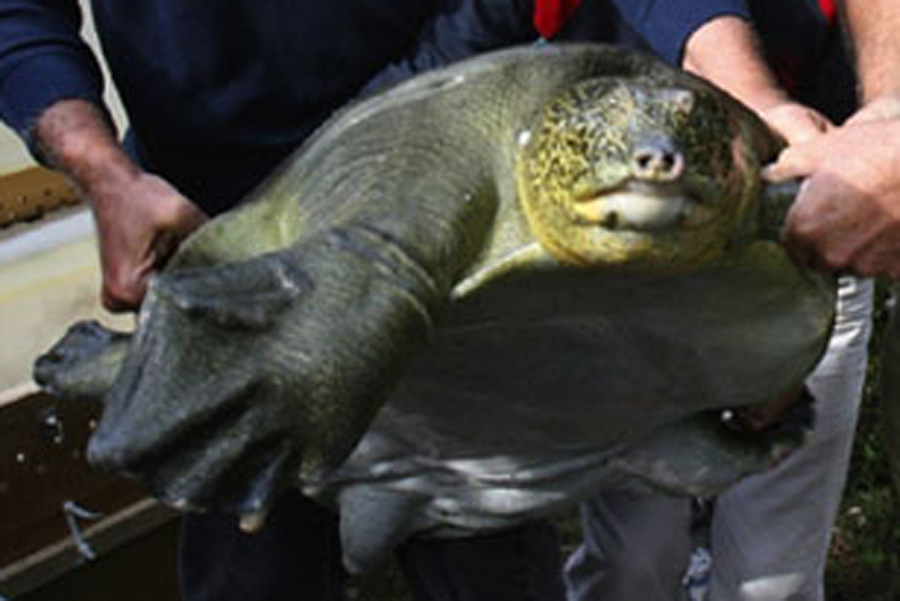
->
[[817, 0, 837, 24], [533, 0, 584, 39]]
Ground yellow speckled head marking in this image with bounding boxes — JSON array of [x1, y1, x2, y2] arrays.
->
[[517, 76, 760, 270]]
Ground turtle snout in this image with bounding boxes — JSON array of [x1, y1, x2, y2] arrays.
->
[[631, 138, 684, 182]]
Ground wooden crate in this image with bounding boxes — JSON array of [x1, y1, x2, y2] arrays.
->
[[0, 168, 179, 600], [0, 387, 180, 600], [0, 168, 80, 229]]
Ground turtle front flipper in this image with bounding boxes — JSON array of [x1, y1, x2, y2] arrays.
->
[[87, 227, 444, 518], [337, 485, 428, 574], [33, 320, 132, 402], [611, 395, 814, 498]]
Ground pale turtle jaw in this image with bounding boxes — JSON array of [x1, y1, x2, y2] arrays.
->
[[572, 184, 713, 232]]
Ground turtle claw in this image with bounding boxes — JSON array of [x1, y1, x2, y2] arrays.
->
[[33, 320, 131, 402], [239, 510, 269, 533]]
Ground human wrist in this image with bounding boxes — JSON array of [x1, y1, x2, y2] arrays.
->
[[34, 99, 140, 202], [851, 96, 900, 125]]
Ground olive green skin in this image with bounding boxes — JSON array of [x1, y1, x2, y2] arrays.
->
[[35, 44, 835, 572], [519, 76, 758, 269]]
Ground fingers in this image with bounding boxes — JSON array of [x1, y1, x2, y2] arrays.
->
[[102, 268, 150, 313], [780, 175, 855, 272], [757, 103, 833, 184], [762, 141, 825, 183], [772, 115, 900, 277], [98, 180, 208, 312], [101, 245, 159, 312], [781, 173, 900, 277], [758, 102, 832, 145]]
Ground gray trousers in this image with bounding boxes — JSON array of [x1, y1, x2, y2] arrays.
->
[[565, 277, 874, 601]]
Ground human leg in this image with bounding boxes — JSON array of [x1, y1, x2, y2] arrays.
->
[[179, 489, 346, 601], [563, 490, 693, 601], [707, 277, 873, 601], [398, 519, 566, 601]]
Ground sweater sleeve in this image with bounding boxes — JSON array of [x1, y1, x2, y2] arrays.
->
[[606, 0, 752, 65], [0, 0, 107, 151]]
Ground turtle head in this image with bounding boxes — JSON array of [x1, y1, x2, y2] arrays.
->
[[517, 75, 769, 270]]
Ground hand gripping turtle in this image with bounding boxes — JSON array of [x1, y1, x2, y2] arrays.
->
[[34, 44, 836, 572]]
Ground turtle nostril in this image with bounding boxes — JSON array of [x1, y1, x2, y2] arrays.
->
[[632, 145, 684, 181], [636, 152, 654, 171]]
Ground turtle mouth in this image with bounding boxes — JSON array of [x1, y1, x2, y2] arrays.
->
[[572, 182, 714, 231]]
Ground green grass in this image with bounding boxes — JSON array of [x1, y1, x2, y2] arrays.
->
[[826, 279, 900, 600]]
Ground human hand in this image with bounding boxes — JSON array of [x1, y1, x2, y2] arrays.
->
[[680, 16, 831, 146], [846, 96, 900, 125], [764, 111, 900, 277], [89, 171, 208, 311], [34, 99, 209, 311], [756, 101, 832, 145]]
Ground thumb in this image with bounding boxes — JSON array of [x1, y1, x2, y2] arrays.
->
[[762, 143, 824, 183]]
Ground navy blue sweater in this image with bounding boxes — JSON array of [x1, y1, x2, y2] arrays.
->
[[0, 0, 748, 214]]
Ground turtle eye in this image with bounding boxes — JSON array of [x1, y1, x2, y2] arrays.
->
[[658, 88, 695, 115]]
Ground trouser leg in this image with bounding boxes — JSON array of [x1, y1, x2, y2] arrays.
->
[[398, 520, 566, 601], [564, 491, 692, 601], [707, 277, 873, 601], [179, 489, 346, 601]]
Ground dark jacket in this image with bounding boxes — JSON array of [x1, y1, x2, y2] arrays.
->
[[0, 0, 750, 213]]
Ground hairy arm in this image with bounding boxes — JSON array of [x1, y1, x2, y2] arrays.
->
[[34, 100, 206, 311], [844, 0, 900, 104], [766, 0, 900, 276], [681, 15, 830, 144], [0, 2, 206, 311]]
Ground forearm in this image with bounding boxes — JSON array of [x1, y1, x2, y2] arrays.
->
[[681, 15, 832, 144], [34, 99, 141, 214], [682, 16, 787, 114], [35, 99, 207, 311], [842, 0, 900, 103]]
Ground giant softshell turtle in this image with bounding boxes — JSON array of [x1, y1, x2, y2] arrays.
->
[[35, 43, 836, 572]]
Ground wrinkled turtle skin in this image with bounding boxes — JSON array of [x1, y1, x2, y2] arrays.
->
[[34, 44, 836, 573]]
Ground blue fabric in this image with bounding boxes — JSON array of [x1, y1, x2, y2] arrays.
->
[[0, 0, 448, 213], [0, 1, 106, 149], [602, 0, 751, 65]]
